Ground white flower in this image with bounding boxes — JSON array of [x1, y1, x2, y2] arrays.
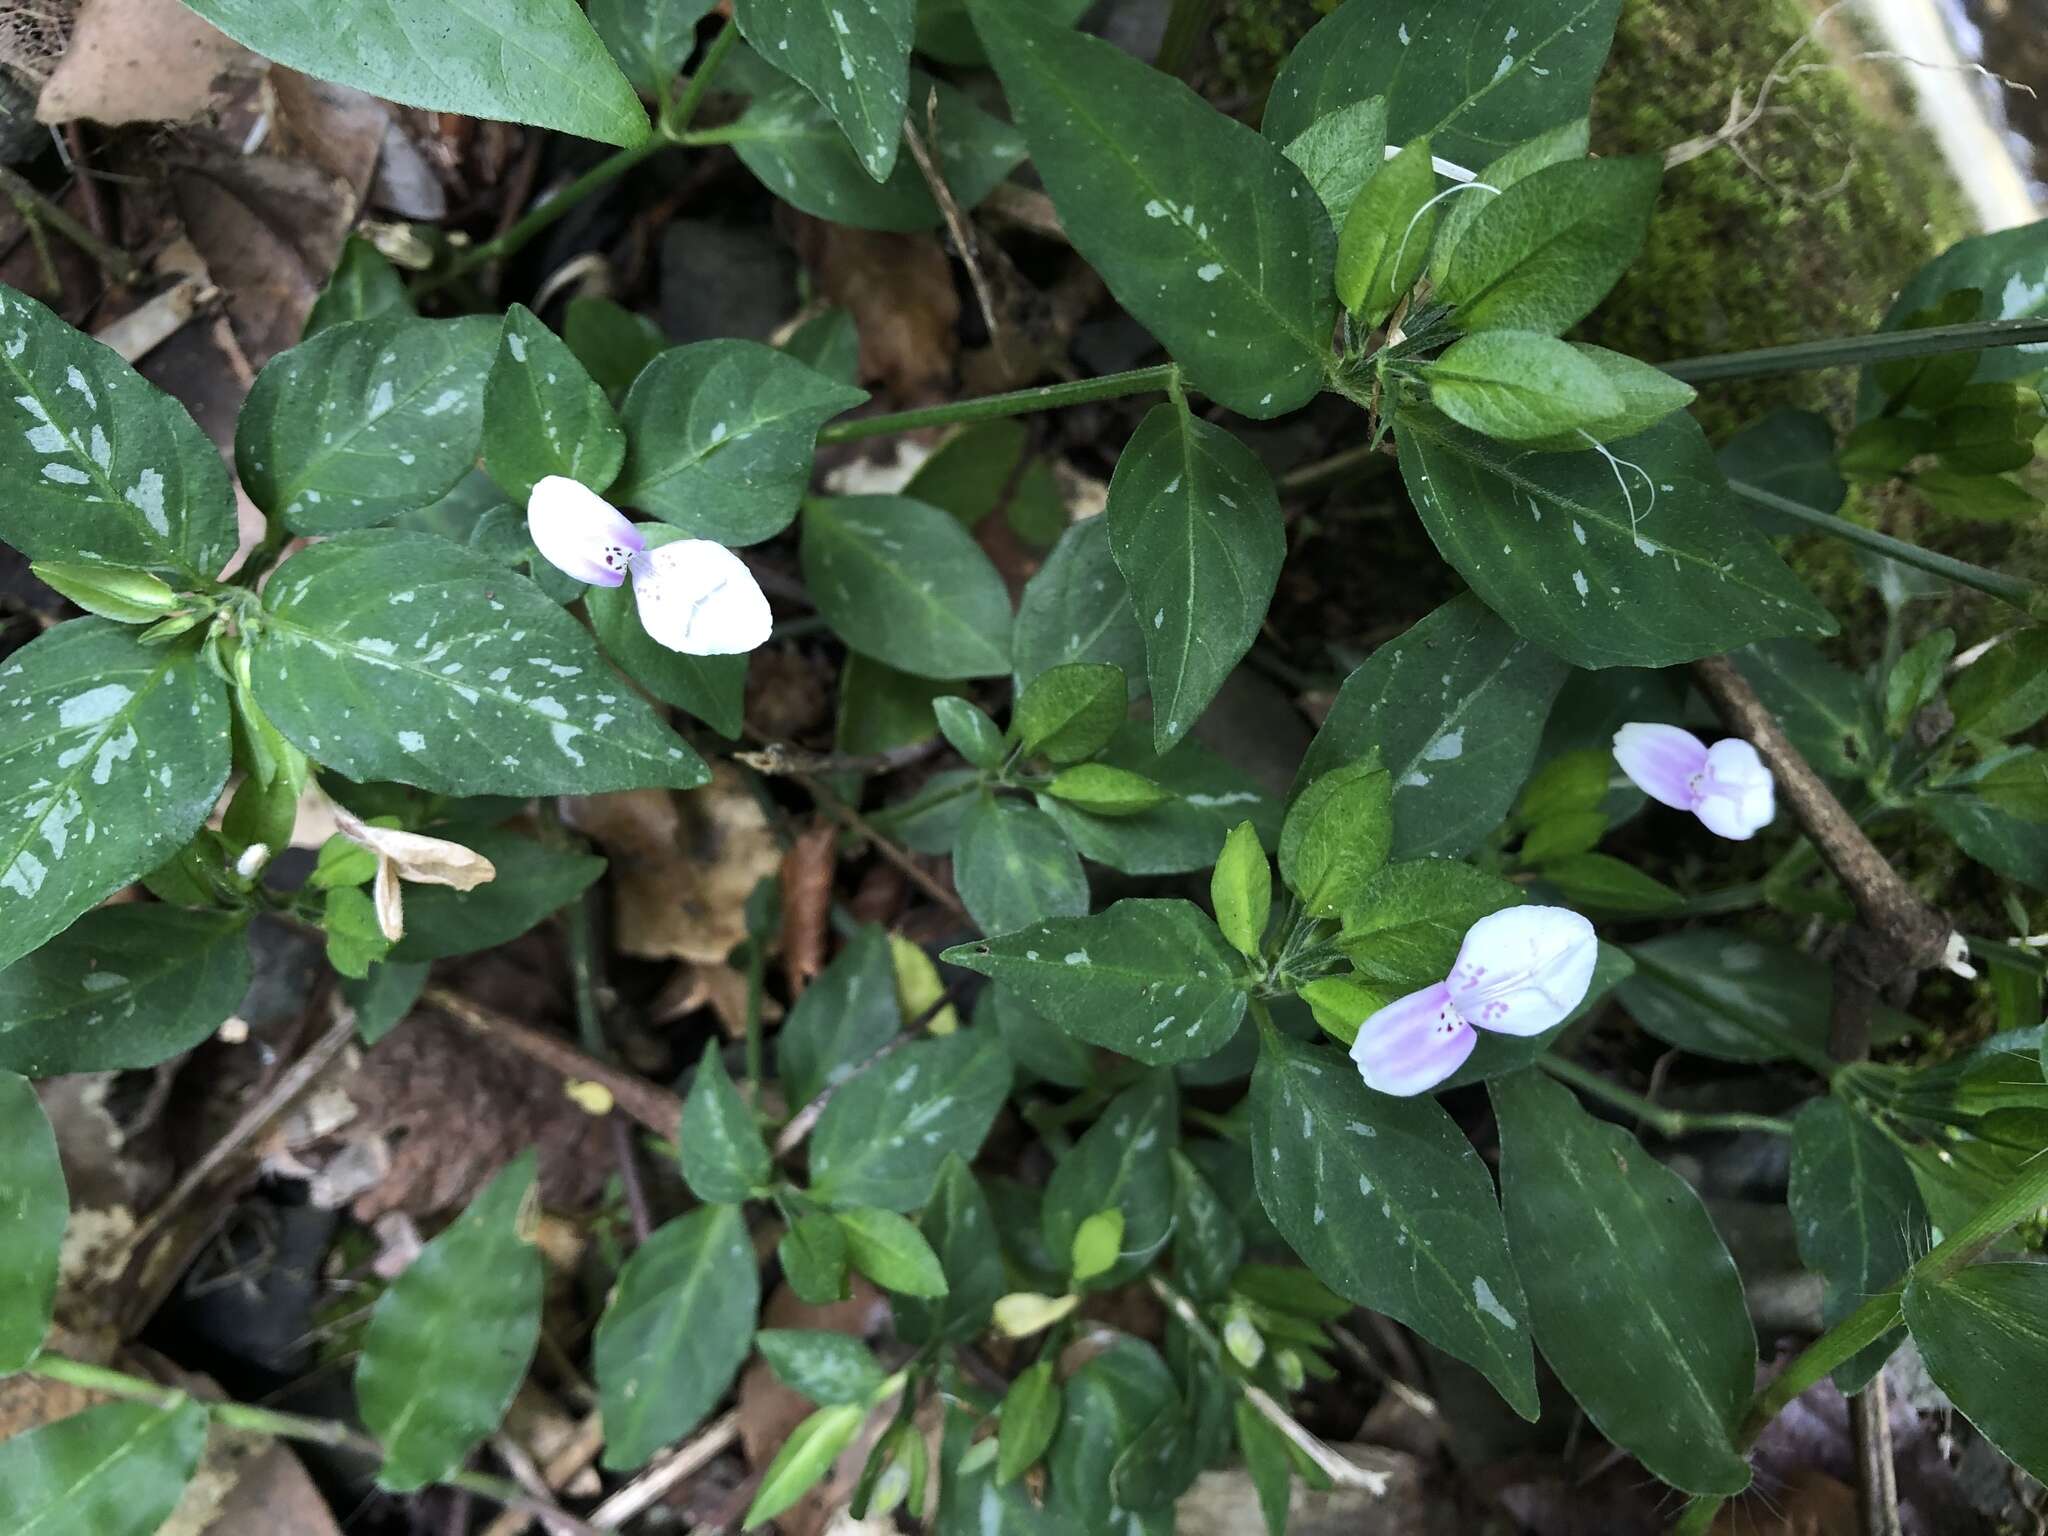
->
[[1612, 722, 1775, 841], [526, 476, 772, 656], [1350, 905, 1599, 1096]]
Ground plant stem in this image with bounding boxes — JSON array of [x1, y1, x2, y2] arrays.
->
[[0, 164, 147, 286], [816, 365, 1181, 443], [1669, 1155, 2048, 1534], [1662, 316, 2048, 384], [414, 22, 738, 301], [1538, 1055, 1794, 1138], [26, 1356, 601, 1535], [1728, 480, 2038, 612]]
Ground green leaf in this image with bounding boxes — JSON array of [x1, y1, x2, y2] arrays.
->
[[1169, 1148, 1243, 1303], [29, 564, 181, 626], [1335, 136, 1437, 324], [356, 1154, 543, 1491], [681, 1042, 772, 1203], [1043, 1336, 1180, 1533], [0, 621, 230, 974], [588, 0, 715, 97], [1336, 859, 1521, 988], [780, 307, 862, 387], [1733, 639, 1880, 784], [565, 297, 667, 399], [1298, 593, 1568, 859], [954, 796, 1089, 938], [1620, 933, 1913, 1062], [803, 495, 1014, 678], [0, 283, 237, 580], [1210, 821, 1272, 960], [306, 236, 416, 337], [391, 827, 605, 961], [1516, 748, 1609, 822], [904, 419, 1028, 527], [970, 0, 1335, 418], [1518, 810, 1605, 863], [809, 1030, 1012, 1210], [1789, 1098, 1927, 1392], [1395, 411, 1834, 669], [997, 1361, 1062, 1484], [324, 885, 392, 979], [1262, 0, 1621, 168], [1881, 627, 1955, 739], [1951, 629, 2048, 740], [933, 697, 1004, 769], [892, 1155, 1004, 1345], [1438, 156, 1660, 335], [733, 0, 914, 180], [1903, 1263, 2048, 1483], [1537, 852, 1681, 916], [343, 961, 429, 1046], [237, 315, 498, 533], [943, 898, 1248, 1067], [179, 0, 649, 145], [0, 1399, 209, 1536], [1014, 662, 1127, 764], [1108, 403, 1285, 753], [1278, 760, 1392, 917], [1249, 1030, 1536, 1417], [1973, 749, 2048, 823], [1011, 516, 1147, 691], [1531, 345, 1699, 448], [1865, 221, 2048, 403], [1069, 1208, 1125, 1282], [1042, 764, 1170, 818], [1492, 1070, 1754, 1493], [746, 1402, 872, 1529], [251, 530, 708, 796], [1234, 1399, 1293, 1536], [1042, 1075, 1176, 1290], [1297, 975, 1385, 1045], [1040, 722, 1277, 877], [0, 906, 251, 1077], [777, 925, 902, 1107], [585, 524, 748, 737], [481, 305, 625, 504], [983, 982, 1093, 1089], [613, 341, 867, 543], [0, 1071, 63, 1370], [1872, 289, 1984, 410], [1718, 408, 1848, 522], [1928, 796, 2048, 891], [781, 1212, 851, 1305], [1281, 96, 1388, 226], [834, 1205, 949, 1296], [757, 1329, 887, 1405], [1428, 119, 1590, 285], [915, 0, 1090, 65], [1428, 331, 1624, 442], [594, 1204, 759, 1470], [731, 74, 1025, 232]]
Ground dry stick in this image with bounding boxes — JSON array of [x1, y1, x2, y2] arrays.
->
[[477, 1414, 608, 1536], [490, 1433, 586, 1536], [425, 986, 683, 1137], [770, 985, 965, 1158], [903, 95, 1009, 375], [797, 771, 971, 922], [585, 1410, 743, 1530], [733, 738, 943, 779], [1691, 656, 1956, 1062]]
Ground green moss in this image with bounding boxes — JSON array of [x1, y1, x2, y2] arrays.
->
[[1583, 0, 1971, 437]]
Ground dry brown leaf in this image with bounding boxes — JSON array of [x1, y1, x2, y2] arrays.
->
[[37, 0, 253, 126], [564, 768, 781, 965], [780, 821, 837, 997], [650, 961, 780, 1037], [796, 223, 960, 401], [269, 70, 391, 207]]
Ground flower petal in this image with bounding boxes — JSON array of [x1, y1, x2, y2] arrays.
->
[[1447, 904, 1599, 1038], [1612, 722, 1709, 811], [527, 476, 645, 589], [331, 802, 497, 890], [1695, 737, 1774, 840], [373, 857, 405, 943], [1349, 981, 1478, 1096], [630, 540, 772, 655]]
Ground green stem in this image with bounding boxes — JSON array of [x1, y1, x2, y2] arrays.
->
[[1155, 0, 1218, 76], [413, 22, 738, 301], [26, 1356, 599, 1534], [1538, 1055, 1794, 1138], [816, 365, 1181, 443], [1728, 480, 2038, 612], [0, 164, 146, 286], [1670, 1155, 2048, 1534], [1662, 316, 2048, 384]]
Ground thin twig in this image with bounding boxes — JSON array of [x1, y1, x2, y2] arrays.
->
[[478, 1414, 607, 1536], [425, 986, 682, 1137], [586, 1410, 742, 1529], [797, 773, 970, 922], [733, 738, 943, 778], [903, 94, 1009, 374], [0, 163, 146, 285], [770, 983, 965, 1157]]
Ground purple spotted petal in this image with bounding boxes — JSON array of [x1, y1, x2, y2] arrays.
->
[[1694, 737, 1774, 840], [1350, 981, 1478, 1097], [1447, 905, 1599, 1038], [1612, 722, 1709, 812], [527, 476, 645, 589]]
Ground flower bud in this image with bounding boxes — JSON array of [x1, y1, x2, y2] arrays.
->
[[32, 561, 182, 623], [1223, 1309, 1265, 1370]]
